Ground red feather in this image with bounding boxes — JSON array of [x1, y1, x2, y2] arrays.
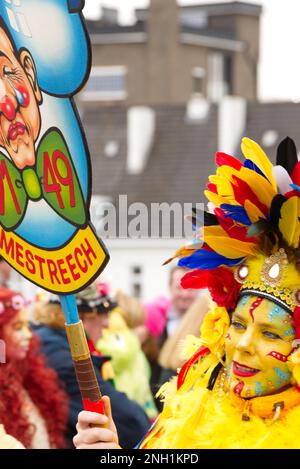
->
[[181, 269, 211, 289], [231, 175, 268, 215], [292, 162, 300, 186], [207, 182, 217, 193], [214, 208, 257, 243], [216, 152, 242, 170], [182, 267, 241, 311], [177, 346, 210, 390]]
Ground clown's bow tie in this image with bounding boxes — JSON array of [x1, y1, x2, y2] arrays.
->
[[0, 128, 87, 230]]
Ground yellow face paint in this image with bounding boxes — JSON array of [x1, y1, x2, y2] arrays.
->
[[225, 295, 295, 398]]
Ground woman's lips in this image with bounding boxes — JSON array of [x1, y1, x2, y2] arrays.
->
[[8, 122, 26, 141], [233, 361, 260, 377]]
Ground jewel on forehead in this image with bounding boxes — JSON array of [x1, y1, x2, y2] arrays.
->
[[234, 264, 249, 284], [261, 249, 288, 287]]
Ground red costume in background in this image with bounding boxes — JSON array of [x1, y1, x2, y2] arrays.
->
[[0, 289, 68, 448]]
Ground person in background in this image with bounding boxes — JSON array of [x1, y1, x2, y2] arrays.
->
[[33, 286, 150, 449], [0, 259, 12, 288], [157, 294, 211, 385], [97, 300, 158, 421], [0, 287, 68, 449], [143, 267, 199, 406]]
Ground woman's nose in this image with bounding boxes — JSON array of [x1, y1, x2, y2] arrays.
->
[[236, 329, 256, 355], [23, 326, 32, 341]]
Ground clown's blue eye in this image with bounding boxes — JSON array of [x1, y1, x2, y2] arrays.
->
[[232, 321, 246, 330], [263, 331, 281, 340]]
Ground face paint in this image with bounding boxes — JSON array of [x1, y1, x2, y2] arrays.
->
[[249, 297, 263, 322], [225, 296, 295, 398], [273, 367, 291, 387], [233, 381, 244, 396], [267, 351, 289, 362]]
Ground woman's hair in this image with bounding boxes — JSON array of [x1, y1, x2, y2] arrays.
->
[[158, 294, 211, 370], [115, 290, 145, 329], [33, 301, 65, 329], [0, 288, 68, 448]]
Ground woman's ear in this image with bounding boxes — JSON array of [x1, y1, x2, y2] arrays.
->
[[19, 49, 42, 105]]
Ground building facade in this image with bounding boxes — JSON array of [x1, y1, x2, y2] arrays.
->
[[82, 1, 262, 107]]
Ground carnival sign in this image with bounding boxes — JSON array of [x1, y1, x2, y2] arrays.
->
[[0, 0, 109, 294]]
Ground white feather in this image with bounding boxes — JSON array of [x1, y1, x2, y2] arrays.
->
[[272, 165, 293, 195]]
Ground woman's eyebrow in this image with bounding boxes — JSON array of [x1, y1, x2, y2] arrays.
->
[[232, 313, 245, 322], [257, 321, 283, 330]]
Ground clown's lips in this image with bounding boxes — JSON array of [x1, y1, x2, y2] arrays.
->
[[233, 361, 260, 377], [8, 121, 26, 141]]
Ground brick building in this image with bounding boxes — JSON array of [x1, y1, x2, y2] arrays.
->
[[82, 0, 262, 106]]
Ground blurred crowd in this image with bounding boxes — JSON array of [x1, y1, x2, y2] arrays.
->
[[0, 259, 210, 449]]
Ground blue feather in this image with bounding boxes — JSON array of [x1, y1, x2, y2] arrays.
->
[[243, 159, 267, 179], [220, 204, 251, 225], [178, 250, 243, 269], [290, 183, 300, 192]]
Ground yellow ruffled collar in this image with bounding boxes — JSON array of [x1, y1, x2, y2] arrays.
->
[[225, 380, 300, 421]]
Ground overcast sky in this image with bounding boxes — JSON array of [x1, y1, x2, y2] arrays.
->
[[83, 0, 300, 102]]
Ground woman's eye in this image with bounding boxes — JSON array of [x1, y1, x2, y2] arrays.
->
[[263, 331, 281, 340], [232, 321, 246, 330]]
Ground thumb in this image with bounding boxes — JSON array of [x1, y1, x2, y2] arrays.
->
[[102, 396, 119, 443]]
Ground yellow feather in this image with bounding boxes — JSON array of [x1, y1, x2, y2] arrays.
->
[[163, 245, 198, 265], [279, 196, 300, 248], [244, 200, 266, 223], [209, 175, 235, 197], [241, 138, 277, 191], [203, 236, 257, 258], [217, 161, 276, 207], [203, 226, 257, 258], [204, 190, 238, 208]]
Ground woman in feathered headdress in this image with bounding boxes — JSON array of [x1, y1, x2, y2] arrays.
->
[[73, 137, 300, 449]]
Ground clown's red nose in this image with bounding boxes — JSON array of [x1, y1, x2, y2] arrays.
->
[[0, 96, 16, 121]]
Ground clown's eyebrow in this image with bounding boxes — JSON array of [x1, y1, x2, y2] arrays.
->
[[0, 51, 13, 64]]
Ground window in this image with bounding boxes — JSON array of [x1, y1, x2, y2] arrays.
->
[[207, 53, 233, 102], [131, 265, 143, 299], [82, 66, 127, 101], [192, 67, 205, 94]]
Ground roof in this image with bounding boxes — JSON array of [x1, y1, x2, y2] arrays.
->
[[85, 19, 145, 36], [83, 104, 218, 207], [83, 101, 300, 210], [244, 102, 300, 163], [180, 1, 262, 16], [86, 1, 261, 46], [135, 2, 262, 21]]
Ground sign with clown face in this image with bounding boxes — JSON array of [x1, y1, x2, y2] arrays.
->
[[0, 0, 109, 293]]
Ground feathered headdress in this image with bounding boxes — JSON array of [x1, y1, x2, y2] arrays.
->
[[167, 137, 300, 388]]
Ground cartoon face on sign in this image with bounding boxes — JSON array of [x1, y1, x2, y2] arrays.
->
[[0, 0, 109, 294], [0, 20, 42, 170]]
